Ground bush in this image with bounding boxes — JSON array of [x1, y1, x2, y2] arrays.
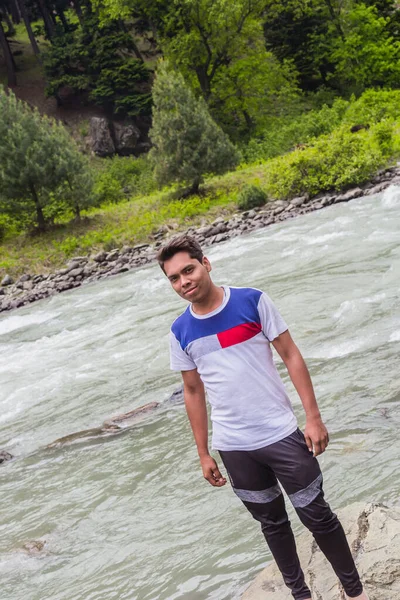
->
[[93, 156, 156, 204], [237, 185, 268, 210], [242, 98, 349, 163], [264, 123, 389, 199], [342, 89, 400, 127]]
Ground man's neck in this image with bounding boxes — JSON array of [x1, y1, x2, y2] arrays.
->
[[191, 285, 225, 315]]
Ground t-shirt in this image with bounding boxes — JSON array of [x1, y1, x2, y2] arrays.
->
[[169, 286, 298, 451]]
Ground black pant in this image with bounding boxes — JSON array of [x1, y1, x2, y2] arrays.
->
[[219, 429, 363, 600]]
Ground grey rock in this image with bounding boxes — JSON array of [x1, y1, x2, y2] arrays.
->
[[1, 275, 14, 286], [106, 250, 120, 262], [241, 503, 400, 600], [273, 206, 285, 215], [133, 243, 150, 252], [23, 281, 33, 291], [19, 274, 31, 282], [117, 255, 130, 265], [90, 117, 115, 157], [0, 450, 13, 463], [121, 245, 133, 255], [93, 251, 107, 263], [113, 121, 141, 155], [334, 187, 364, 202], [290, 196, 307, 207], [0, 288, 5, 296], [365, 182, 390, 196], [214, 233, 229, 243], [68, 268, 84, 278], [196, 226, 214, 238], [71, 256, 87, 262]]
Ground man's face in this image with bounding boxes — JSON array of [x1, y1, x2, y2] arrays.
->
[[163, 252, 212, 303]]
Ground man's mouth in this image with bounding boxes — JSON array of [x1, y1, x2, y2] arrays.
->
[[184, 286, 197, 296]]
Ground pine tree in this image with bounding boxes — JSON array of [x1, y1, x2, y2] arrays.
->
[[149, 61, 239, 194], [0, 87, 93, 231]]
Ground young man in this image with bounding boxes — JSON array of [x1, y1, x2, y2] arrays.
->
[[158, 235, 367, 600]]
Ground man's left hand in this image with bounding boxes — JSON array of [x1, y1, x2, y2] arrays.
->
[[304, 416, 329, 457]]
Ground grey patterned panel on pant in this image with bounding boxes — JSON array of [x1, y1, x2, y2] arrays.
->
[[233, 483, 282, 504], [289, 473, 323, 508]]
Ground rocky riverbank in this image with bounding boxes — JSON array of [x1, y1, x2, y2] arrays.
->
[[241, 503, 400, 600], [1, 165, 399, 314]]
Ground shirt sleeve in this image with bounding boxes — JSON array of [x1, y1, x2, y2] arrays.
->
[[257, 292, 288, 341], [169, 331, 197, 371]]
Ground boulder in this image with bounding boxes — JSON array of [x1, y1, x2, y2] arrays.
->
[[241, 503, 400, 600], [1, 274, 14, 286], [93, 250, 107, 263], [113, 121, 141, 155], [334, 187, 364, 203], [89, 117, 115, 157], [0, 450, 13, 463]]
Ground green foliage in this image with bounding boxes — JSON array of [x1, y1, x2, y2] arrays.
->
[[93, 156, 156, 204], [243, 98, 349, 163], [237, 185, 267, 210], [263, 123, 391, 199], [149, 61, 239, 192], [342, 89, 400, 125], [329, 4, 400, 93], [0, 87, 93, 231], [42, 18, 151, 117]]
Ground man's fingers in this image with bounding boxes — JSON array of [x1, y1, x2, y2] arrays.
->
[[204, 469, 218, 486], [203, 468, 226, 487], [305, 434, 313, 453], [313, 441, 322, 457]]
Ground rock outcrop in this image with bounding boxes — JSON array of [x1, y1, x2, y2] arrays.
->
[[241, 503, 400, 600], [47, 401, 160, 448], [90, 117, 115, 156]]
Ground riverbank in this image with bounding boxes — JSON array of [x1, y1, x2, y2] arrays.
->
[[1, 164, 399, 314]]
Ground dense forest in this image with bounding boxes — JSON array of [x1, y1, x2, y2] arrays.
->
[[1, 0, 400, 272]]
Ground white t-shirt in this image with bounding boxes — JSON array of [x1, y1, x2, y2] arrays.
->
[[169, 286, 297, 451]]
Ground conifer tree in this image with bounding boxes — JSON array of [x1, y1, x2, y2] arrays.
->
[[0, 87, 93, 230], [149, 61, 239, 194]]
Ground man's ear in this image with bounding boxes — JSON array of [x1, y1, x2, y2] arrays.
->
[[202, 257, 212, 272]]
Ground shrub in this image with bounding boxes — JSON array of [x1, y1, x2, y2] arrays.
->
[[237, 185, 268, 210], [264, 123, 388, 199], [93, 156, 156, 204]]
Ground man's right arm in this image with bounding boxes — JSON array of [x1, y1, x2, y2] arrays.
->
[[181, 369, 226, 487]]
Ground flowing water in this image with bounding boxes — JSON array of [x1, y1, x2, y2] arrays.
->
[[1, 187, 399, 600]]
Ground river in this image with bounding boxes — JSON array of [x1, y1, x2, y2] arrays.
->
[[1, 186, 399, 600]]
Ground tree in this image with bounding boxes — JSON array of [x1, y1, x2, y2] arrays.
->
[[329, 3, 400, 92], [0, 8, 16, 86], [0, 87, 93, 231], [42, 16, 151, 116], [149, 61, 239, 194]]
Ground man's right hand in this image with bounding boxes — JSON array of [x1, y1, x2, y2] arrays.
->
[[200, 455, 227, 487]]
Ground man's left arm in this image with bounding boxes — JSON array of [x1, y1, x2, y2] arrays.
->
[[272, 330, 329, 457]]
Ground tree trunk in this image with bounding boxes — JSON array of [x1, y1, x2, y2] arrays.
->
[[8, 0, 21, 24], [0, 18, 17, 86], [74, 204, 81, 220], [190, 176, 201, 195], [73, 0, 84, 25], [37, 0, 55, 39], [57, 8, 69, 31], [3, 9, 15, 35], [16, 0, 41, 58], [30, 183, 46, 231]]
